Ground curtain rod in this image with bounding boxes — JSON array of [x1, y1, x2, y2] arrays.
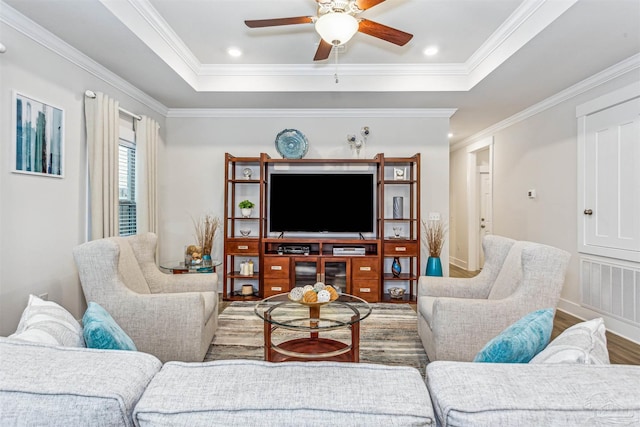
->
[[84, 90, 142, 121]]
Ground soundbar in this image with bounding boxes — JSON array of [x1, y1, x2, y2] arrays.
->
[[333, 246, 366, 256]]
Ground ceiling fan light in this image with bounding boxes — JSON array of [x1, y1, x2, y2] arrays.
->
[[315, 13, 359, 46]]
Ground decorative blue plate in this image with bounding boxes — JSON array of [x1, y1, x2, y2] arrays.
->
[[275, 129, 309, 159]]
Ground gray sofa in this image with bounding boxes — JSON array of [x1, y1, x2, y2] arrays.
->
[[2, 337, 639, 426], [426, 361, 640, 426], [0, 338, 434, 427]]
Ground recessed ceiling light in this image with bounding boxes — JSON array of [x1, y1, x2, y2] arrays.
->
[[423, 46, 439, 56], [448, 133, 453, 138], [227, 47, 242, 57]]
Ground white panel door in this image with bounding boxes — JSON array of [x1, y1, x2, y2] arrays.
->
[[583, 97, 640, 254]]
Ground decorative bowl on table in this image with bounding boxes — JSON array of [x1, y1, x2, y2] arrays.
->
[[288, 283, 339, 306], [389, 287, 405, 299]]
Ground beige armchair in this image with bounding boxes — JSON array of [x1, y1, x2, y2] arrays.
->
[[72, 233, 218, 363], [417, 235, 570, 362]]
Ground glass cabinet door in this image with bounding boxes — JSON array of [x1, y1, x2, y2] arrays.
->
[[293, 259, 318, 287], [292, 258, 347, 292], [321, 260, 347, 294]]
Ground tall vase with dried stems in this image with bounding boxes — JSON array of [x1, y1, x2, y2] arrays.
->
[[423, 219, 446, 277], [192, 214, 220, 267]]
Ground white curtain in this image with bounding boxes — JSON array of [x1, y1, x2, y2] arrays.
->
[[84, 92, 119, 239], [135, 116, 159, 234]]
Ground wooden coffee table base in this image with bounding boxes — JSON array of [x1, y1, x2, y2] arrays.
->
[[264, 311, 361, 363], [266, 337, 357, 363]]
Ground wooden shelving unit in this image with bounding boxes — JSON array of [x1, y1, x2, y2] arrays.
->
[[223, 153, 421, 302], [379, 154, 421, 302], [222, 154, 263, 301]]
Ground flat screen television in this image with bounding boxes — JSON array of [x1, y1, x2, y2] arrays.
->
[[269, 173, 375, 233]]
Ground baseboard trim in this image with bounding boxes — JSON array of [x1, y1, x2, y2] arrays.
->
[[449, 257, 468, 270]]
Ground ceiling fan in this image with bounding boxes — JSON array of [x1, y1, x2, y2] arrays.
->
[[245, 0, 413, 61]]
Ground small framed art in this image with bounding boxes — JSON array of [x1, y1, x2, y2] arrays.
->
[[12, 91, 64, 178]]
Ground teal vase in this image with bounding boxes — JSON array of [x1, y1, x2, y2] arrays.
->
[[426, 256, 443, 276], [391, 257, 402, 277]]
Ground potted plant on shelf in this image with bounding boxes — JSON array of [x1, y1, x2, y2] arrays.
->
[[239, 200, 255, 218], [422, 218, 446, 276]]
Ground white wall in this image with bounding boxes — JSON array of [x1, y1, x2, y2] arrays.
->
[[0, 25, 165, 336], [450, 69, 640, 343], [159, 114, 451, 276]]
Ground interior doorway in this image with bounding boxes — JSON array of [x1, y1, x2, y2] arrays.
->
[[466, 138, 493, 272], [478, 166, 492, 266]]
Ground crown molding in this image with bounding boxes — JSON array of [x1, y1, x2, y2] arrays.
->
[[97, 0, 199, 89], [1, 3, 168, 116], [466, 0, 548, 72], [465, 0, 578, 88], [104, 0, 572, 93], [166, 108, 457, 119], [122, 0, 200, 73], [198, 62, 468, 77], [451, 53, 640, 152]]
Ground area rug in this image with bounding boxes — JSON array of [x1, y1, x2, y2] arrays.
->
[[205, 302, 428, 374]]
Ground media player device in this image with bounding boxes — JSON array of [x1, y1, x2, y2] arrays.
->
[[332, 246, 366, 256], [277, 245, 310, 255]]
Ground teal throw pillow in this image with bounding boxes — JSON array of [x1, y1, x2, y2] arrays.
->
[[473, 308, 554, 363], [82, 302, 137, 351]]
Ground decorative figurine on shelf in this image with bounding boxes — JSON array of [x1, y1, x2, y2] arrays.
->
[[346, 126, 370, 159], [394, 167, 407, 180], [242, 167, 252, 179], [185, 244, 203, 266]]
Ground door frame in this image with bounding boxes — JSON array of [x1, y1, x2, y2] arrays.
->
[[478, 167, 492, 266], [466, 137, 494, 272]]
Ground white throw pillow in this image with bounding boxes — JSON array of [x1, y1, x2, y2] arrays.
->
[[8, 294, 85, 347], [529, 317, 609, 364]]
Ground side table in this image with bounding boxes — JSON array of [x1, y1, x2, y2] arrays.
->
[[160, 260, 221, 274]]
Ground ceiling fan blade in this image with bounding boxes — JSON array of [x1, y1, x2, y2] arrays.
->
[[245, 16, 313, 28], [313, 39, 333, 61], [355, 0, 387, 11], [357, 19, 413, 46]]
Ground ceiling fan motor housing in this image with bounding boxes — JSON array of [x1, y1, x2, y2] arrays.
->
[[318, 0, 362, 16]]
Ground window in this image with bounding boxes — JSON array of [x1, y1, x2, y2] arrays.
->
[[119, 120, 136, 236]]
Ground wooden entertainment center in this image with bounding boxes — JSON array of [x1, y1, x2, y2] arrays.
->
[[223, 152, 421, 303]]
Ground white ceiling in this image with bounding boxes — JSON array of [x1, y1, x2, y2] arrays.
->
[[2, 0, 639, 144]]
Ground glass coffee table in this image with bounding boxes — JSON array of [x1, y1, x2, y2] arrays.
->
[[254, 293, 372, 363]]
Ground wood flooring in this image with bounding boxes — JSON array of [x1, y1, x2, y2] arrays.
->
[[449, 264, 640, 365]]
